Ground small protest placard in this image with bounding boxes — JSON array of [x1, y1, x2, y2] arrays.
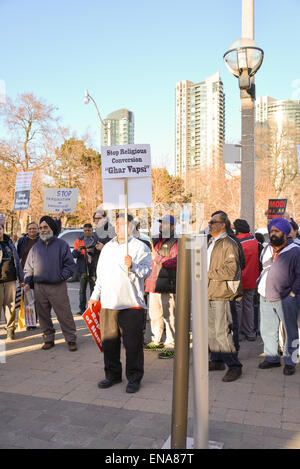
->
[[13, 172, 33, 210], [82, 301, 103, 352], [268, 199, 287, 219], [43, 188, 79, 213]]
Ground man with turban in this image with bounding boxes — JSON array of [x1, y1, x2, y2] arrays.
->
[[257, 217, 300, 375], [24, 216, 77, 351]]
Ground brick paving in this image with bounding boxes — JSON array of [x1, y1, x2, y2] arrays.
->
[[0, 283, 300, 450]]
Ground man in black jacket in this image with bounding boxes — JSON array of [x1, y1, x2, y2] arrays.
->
[[72, 223, 99, 315]]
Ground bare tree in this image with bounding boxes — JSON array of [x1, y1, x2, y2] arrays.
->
[[0, 93, 62, 232]]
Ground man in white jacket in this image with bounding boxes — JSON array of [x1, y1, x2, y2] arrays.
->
[[88, 213, 152, 394]]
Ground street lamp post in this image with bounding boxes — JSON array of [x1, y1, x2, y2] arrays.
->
[[83, 90, 105, 147], [223, 38, 263, 232]]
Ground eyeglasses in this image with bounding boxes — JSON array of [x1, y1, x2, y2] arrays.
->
[[208, 220, 222, 225], [94, 217, 103, 220]]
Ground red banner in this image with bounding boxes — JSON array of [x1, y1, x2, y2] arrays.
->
[[82, 301, 103, 352]]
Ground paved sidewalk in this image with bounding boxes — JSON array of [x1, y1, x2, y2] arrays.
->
[[0, 309, 300, 449]]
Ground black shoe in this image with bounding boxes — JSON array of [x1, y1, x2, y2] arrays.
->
[[222, 368, 242, 382], [98, 378, 122, 389], [68, 342, 78, 352], [245, 335, 256, 342], [76, 311, 84, 316], [209, 361, 226, 371], [283, 365, 295, 376], [126, 382, 140, 394], [258, 360, 281, 369]]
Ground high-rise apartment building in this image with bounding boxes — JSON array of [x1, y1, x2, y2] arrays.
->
[[256, 97, 300, 143], [175, 72, 225, 177], [102, 109, 134, 145]]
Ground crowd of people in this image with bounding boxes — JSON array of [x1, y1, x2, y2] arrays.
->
[[0, 207, 300, 393]]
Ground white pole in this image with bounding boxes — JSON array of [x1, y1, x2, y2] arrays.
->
[[191, 235, 209, 449], [242, 0, 254, 39], [124, 179, 129, 277]]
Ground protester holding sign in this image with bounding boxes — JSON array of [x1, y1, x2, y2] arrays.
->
[[88, 213, 151, 394], [0, 222, 24, 340], [24, 216, 77, 351]]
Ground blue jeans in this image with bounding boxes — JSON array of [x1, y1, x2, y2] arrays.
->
[[260, 296, 299, 366]]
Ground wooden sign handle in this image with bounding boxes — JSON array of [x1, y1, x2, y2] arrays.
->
[[124, 179, 129, 277]]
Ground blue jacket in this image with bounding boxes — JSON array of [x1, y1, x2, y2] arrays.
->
[[258, 242, 300, 301], [24, 237, 75, 285]]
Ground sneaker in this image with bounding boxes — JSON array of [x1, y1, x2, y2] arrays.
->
[[143, 341, 164, 351], [158, 350, 174, 359]]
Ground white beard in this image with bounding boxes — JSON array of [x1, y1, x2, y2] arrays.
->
[[40, 230, 54, 242]]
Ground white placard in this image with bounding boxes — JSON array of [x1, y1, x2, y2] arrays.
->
[[102, 177, 152, 210], [101, 144, 151, 179], [13, 172, 34, 210], [43, 188, 79, 214]]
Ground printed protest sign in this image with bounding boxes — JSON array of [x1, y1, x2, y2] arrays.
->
[[13, 172, 33, 210], [101, 144, 152, 210], [268, 199, 287, 219], [101, 144, 151, 179], [43, 188, 79, 214], [82, 301, 103, 352]]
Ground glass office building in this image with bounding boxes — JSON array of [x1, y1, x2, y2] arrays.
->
[[103, 109, 134, 145], [175, 72, 225, 178]]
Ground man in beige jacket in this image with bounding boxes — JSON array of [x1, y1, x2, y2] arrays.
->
[[207, 212, 243, 382]]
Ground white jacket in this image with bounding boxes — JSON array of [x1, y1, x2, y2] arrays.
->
[[90, 236, 151, 310]]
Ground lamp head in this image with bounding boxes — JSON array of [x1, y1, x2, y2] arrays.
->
[[223, 38, 264, 89]]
